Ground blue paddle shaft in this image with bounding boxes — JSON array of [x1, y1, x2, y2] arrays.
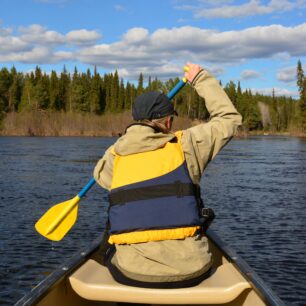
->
[[167, 79, 187, 99], [78, 177, 96, 198], [78, 77, 187, 197]]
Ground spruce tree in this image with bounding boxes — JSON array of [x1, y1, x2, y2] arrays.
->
[[7, 67, 22, 112], [297, 60, 306, 131], [90, 69, 102, 114], [118, 78, 125, 110], [35, 73, 50, 110], [59, 65, 70, 111], [19, 75, 35, 112], [50, 71, 60, 110], [0, 67, 13, 113], [224, 81, 237, 106], [137, 72, 144, 96]]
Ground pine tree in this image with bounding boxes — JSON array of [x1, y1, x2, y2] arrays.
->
[[35, 73, 50, 110], [59, 65, 70, 111], [9, 68, 22, 112], [137, 72, 144, 96], [150, 77, 163, 91], [50, 71, 60, 110], [244, 90, 262, 130], [19, 75, 35, 112], [90, 69, 102, 114], [297, 60, 304, 95], [297, 60, 306, 131], [125, 82, 134, 110], [224, 81, 237, 106], [70, 67, 90, 112], [0, 67, 13, 113], [118, 78, 125, 111]]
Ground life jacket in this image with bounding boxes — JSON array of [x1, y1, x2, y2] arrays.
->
[[108, 130, 203, 245]]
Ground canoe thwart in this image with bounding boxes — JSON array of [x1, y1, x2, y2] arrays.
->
[[69, 259, 251, 304]]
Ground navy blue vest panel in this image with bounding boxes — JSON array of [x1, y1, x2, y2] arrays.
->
[[109, 195, 201, 234], [109, 162, 201, 235]]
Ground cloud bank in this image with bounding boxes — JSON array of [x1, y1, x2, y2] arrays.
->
[[177, 0, 305, 19], [0, 22, 305, 80]]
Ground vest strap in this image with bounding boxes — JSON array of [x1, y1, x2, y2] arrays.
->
[[109, 181, 197, 206]]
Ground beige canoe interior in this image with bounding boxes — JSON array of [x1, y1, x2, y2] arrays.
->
[[36, 241, 267, 306]]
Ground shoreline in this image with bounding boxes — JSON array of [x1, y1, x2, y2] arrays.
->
[[1, 111, 305, 138], [1, 130, 305, 138]]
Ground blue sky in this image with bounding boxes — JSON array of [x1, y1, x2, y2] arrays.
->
[[1, 0, 306, 97]]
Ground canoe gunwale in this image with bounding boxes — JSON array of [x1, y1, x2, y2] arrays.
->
[[14, 235, 104, 306], [206, 229, 285, 306]]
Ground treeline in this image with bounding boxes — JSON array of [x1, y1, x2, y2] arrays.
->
[[0, 63, 305, 135]]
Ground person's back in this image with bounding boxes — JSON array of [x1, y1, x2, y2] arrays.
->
[[94, 63, 242, 287]]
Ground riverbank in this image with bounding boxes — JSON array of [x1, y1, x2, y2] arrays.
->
[[0, 111, 305, 137], [0, 111, 193, 137]]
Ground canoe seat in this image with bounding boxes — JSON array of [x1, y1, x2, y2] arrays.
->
[[69, 260, 251, 304]]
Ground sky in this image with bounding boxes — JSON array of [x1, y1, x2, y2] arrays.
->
[[0, 0, 306, 98]]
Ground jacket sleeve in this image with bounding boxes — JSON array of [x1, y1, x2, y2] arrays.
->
[[93, 145, 115, 191], [181, 70, 242, 184]]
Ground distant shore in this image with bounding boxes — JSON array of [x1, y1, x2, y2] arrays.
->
[[0, 111, 305, 137], [0, 111, 193, 137]]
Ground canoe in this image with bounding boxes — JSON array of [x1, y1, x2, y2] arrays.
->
[[15, 229, 284, 306]]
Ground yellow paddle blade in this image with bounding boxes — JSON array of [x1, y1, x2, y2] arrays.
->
[[35, 195, 80, 241]]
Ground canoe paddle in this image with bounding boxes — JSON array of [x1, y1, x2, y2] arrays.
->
[[35, 69, 189, 241]]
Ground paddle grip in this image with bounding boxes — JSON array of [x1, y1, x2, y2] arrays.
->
[[78, 177, 96, 198]]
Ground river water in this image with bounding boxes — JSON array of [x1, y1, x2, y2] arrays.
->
[[0, 136, 305, 305]]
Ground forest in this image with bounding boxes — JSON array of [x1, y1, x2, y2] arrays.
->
[[0, 61, 305, 136]]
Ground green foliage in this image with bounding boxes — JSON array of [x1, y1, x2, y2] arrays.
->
[[0, 67, 13, 113], [0, 64, 302, 134], [297, 60, 306, 132], [137, 72, 144, 96], [224, 81, 237, 106]]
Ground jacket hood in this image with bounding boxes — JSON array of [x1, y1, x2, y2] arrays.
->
[[113, 124, 176, 156]]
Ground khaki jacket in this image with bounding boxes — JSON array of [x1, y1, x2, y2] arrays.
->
[[94, 70, 242, 282]]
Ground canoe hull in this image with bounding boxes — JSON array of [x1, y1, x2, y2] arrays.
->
[[15, 230, 284, 306]]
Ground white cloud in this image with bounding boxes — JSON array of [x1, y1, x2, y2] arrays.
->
[[54, 50, 74, 61], [123, 28, 149, 44], [0, 47, 53, 64], [240, 69, 261, 80], [118, 64, 183, 80], [196, 0, 271, 19], [19, 24, 65, 45], [179, 0, 305, 19], [277, 66, 296, 82], [0, 35, 30, 53], [66, 29, 101, 45], [76, 24, 306, 68], [210, 66, 225, 76], [0, 27, 13, 36]]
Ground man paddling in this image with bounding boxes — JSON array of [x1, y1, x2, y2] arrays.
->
[[94, 62, 242, 287]]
